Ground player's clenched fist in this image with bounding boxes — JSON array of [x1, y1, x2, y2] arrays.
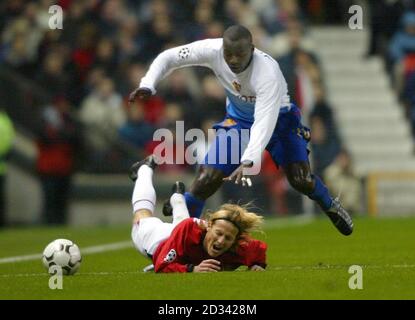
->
[[194, 259, 222, 272], [129, 87, 152, 104]]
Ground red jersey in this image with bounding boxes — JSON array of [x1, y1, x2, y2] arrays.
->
[[152, 218, 267, 273]]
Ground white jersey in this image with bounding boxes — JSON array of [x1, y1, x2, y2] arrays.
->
[[139, 38, 291, 167]]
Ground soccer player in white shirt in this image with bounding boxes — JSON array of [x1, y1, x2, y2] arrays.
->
[[129, 25, 353, 236]]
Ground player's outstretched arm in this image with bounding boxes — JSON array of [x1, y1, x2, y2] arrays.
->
[[131, 39, 217, 105]]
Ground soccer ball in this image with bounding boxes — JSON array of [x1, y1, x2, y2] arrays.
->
[[42, 239, 82, 275]]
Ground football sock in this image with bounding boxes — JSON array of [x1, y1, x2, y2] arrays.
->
[[184, 192, 205, 218], [307, 175, 333, 211], [132, 165, 156, 214], [170, 193, 190, 226]]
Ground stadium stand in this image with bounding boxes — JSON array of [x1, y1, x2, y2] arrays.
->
[[311, 26, 415, 174]]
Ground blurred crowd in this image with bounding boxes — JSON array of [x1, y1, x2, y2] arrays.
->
[[0, 0, 378, 224], [366, 1, 415, 139]]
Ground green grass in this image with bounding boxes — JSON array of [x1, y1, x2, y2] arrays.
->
[[1, 216, 415, 300]]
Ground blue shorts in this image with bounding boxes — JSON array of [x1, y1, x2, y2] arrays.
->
[[202, 104, 310, 176]]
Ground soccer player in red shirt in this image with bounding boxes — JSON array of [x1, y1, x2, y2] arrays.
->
[[130, 155, 267, 273]]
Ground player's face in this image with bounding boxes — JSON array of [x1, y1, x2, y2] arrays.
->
[[204, 220, 239, 257], [223, 39, 254, 74]]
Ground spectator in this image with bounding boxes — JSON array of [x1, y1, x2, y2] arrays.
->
[[116, 15, 143, 63], [61, 0, 91, 45], [193, 118, 217, 167], [366, 0, 402, 58], [199, 75, 226, 124], [137, 95, 165, 127], [278, 27, 320, 110], [116, 62, 146, 97], [401, 57, 415, 137], [35, 51, 70, 94], [79, 77, 125, 152], [293, 48, 321, 121], [205, 21, 225, 39], [184, 2, 215, 42], [388, 11, 415, 70], [0, 108, 15, 227], [1, 2, 43, 73], [118, 100, 155, 151], [308, 0, 354, 25], [83, 66, 107, 98], [310, 114, 341, 179], [139, 13, 175, 63], [309, 84, 341, 144], [153, 102, 188, 174], [0, 0, 329, 215], [324, 149, 362, 214], [36, 96, 81, 224], [159, 70, 198, 130], [259, 0, 304, 35], [70, 24, 97, 82], [92, 37, 117, 75], [260, 151, 290, 215]]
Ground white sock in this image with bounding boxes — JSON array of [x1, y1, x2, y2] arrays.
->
[[132, 165, 156, 214], [170, 193, 190, 226]]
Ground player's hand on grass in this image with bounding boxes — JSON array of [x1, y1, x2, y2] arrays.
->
[[128, 87, 152, 104], [194, 259, 222, 272], [249, 265, 265, 271], [223, 160, 253, 187]]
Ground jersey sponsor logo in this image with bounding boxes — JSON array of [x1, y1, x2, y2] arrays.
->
[[238, 95, 256, 103], [178, 47, 190, 60], [163, 249, 177, 263]]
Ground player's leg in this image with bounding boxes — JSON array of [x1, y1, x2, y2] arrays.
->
[[184, 124, 244, 217], [162, 165, 224, 218], [284, 161, 331, 210], [283, 161, 353, 235], [187, 123, 246, 217], [129, 156, 178, 272], [130, 156, 157, 224], [130, 155, 156, 270], [184, 165, 226, 217], [268, 105, 353, 235], [164, 123, 242, 218], [170, 181, 190, 226]]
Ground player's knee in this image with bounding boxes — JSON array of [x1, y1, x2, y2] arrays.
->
[[191, 166, 224, 199], [195, 167, 223, 188], [288, 173, 314, 195]]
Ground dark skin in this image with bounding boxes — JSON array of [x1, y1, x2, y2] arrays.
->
[[128, 87, 152, 103], [129, 36, 316, 201], [223, 37, 254, 74]]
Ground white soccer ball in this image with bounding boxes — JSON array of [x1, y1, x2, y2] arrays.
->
[[42, 239, 82, 275]]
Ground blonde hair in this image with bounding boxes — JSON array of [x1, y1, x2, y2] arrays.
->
[[206, 203, 264, 237]]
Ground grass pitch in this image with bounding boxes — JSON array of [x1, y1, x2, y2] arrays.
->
[[1, 216, 415, 300]]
